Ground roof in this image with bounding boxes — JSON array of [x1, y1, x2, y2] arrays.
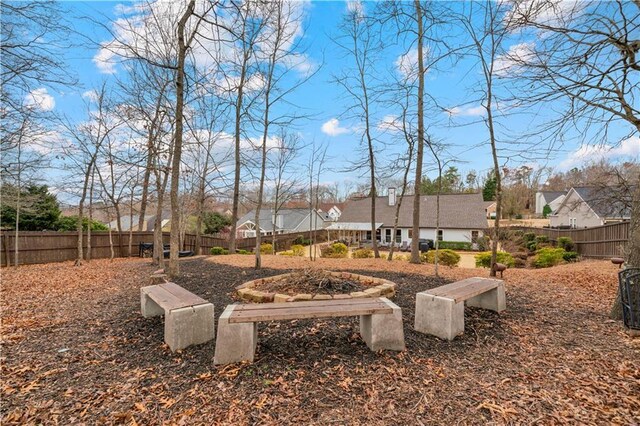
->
[[564, 187, 632, 218], [338, 193, 488, 229], [326, 222, 383, 231], [237, 208, 320, 231], [538, 191, 566, 203]]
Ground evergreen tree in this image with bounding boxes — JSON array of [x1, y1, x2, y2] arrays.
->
[[482, 174, 497, 201], [0, 184, 61, 230]]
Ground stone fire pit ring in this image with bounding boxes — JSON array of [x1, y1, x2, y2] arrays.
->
[[235, 271, 396, 303]]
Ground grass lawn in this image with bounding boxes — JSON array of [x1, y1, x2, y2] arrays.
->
[[2, 256, 639, 424]]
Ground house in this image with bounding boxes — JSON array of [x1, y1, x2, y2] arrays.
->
[[317, 203, 344, 222], [108, 213, 171, 232], [535, 191, 566, 216], [549, 187, 631, 228], [484, 201, 497, 219], [330, 191, 487, 245], [235, 208, 329, 238]]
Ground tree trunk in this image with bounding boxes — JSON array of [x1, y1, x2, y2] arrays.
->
[[87, 169, 94, 261], [167, 0, 195, 278], [410, 0, 425, 264]]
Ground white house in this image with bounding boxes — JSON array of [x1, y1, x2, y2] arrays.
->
[[331, 191, 487, 245], [549, 187, 631, 228], [535, 191, 566, 216], [235, 208, 329, 238]]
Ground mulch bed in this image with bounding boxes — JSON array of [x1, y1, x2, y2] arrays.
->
[[1, 256, 639, 424], [253, 269, 364, 295]]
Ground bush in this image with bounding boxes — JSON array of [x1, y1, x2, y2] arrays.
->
[[557, 237, 575, 251], [237, 249, 251, 255], [476, 236, 490, 251], [533, 247, 566, 268], [542, 204, 552, 218], [535, 235, 549, 244], [526, 240, 538, 252], [291, 244, 305, 256], [260, 243, 273, 255], [515, 213, 523, 219], [393, 254, 410, 261], [292, 235, 312, 246], [321, 242, 348, 258], [438, 241, 473, 251], [514, 258, 527, 268], [422, 249, 461, 267], [352, 248, 374, 258], [562, 251, 579, 262], [210, 247, 228, 255], [279, 250, 295, 256], [56, 215, 108, 231], [475, 251, 515, 268], [523, 232, 536, 243]]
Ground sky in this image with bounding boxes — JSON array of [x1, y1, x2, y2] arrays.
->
[[31, 0, 640, 195]]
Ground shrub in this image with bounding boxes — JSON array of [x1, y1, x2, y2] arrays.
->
[[557, 237, 575, 251], [321, 242, 348, 258], [533, 247, 566, 268], [514, 258, 527, 268], [292, 235, 312, 246], [393, 254, 410, 261], [523, 232, 536, 243], [535, 235, 549, 244], [291, 244, 305, 256], [237, 249, 251, 255], [515, 213, 523, 219], [526, 240, 538, 252], [422, 249, 461, 267], [562, 251, 579, 262], [210, 247, 228, 255], [438, 241, 473, 251], [476, 236, 490, 251], [352, 248, 374, 259], [475, 251, 515, 268], [56, 215, 108, 231], [542, 204, 552, 218], [280, 250, 295, 256], [260, 243, 273, 255]]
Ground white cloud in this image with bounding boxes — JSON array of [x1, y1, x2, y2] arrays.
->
[[494, 42, 536, 76], [395, 47, 430, 80], [82, 90, 99, 102], [321, 118, 350, 136], [444, 105, 485, 117], [93, 44, 118, 74], [346, 0, 364, 16], [377, 115, 401, 132], [24, 88, 55, 111], [557, 137, 640, 171], [505, 0, 583, 30]]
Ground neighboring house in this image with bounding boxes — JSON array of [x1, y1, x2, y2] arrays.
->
[[235, 208, 329, 238], [108, 213, 170, 232], [330, 191, 487, 244], [549, 187, 631, 228], [484, 201, 496, 219], [317, 203, 343, 222], [535, 191, 566, 216]]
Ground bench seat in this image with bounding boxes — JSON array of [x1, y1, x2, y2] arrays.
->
[[214, 297, 405, 365], [414, 277, 505, 340], [141, 282, 214, 352]]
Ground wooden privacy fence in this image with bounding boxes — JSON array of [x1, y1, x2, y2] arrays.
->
[[1, 229, 330, 266], [509, 221, 630, 258]]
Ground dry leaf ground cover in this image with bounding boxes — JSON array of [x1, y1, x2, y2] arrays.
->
[[2, 256, 639, 425]]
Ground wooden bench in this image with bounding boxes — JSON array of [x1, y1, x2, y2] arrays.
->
[[214, 297, 405, 365], [414, 277, 505, 340], [140, 282, 214, 352]]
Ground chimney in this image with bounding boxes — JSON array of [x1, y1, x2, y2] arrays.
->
[[388, 187, 396, 206]]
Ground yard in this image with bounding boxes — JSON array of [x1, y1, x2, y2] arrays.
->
[[2, 256, 639, 424]]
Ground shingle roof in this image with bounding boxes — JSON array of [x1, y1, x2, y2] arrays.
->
[[539, 191, 566, 203], [571, 187, 631, 218], [237, 208, 313, 231], [338, 193, 488, 229]]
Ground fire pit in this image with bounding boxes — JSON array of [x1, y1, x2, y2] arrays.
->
[[236, 269, 396, 303]]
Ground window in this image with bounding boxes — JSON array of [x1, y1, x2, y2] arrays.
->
[[471, 230, 479, 243], [570, 218, 577, 229], [385, 229, 391, 243], [366, 231, 372, 241], [395, 229, 402, 243], [375, 228, 381, 241], [408, 229, 413, 239], [437, 230, 443, 241]]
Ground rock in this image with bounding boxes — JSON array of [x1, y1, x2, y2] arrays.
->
[[261, 292, 275, 303], [274, 294, 290, 303], [312, 294, 332, 300], [350, 291, 367, 298], [363, 288, 382, 297], [332, 294, 352, 300], [292, 293, 312, 301]]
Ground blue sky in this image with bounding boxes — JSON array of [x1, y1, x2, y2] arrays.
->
[[43, 1, 639, 192]]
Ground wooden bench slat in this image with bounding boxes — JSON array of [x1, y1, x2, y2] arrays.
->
[[234, 298, 384, 311], [425, 278, 500, 303], [230, 302, 391, 323], [158, 282, 208, 307]]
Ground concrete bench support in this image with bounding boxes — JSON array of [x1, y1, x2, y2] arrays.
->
[[140, 283, 215, 352], [360, 298, 405, 351], [214, 304, 258, 365], [466, 285, 506, 312], [414, 294, 465, 341], [414, 278, 506, 341]]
